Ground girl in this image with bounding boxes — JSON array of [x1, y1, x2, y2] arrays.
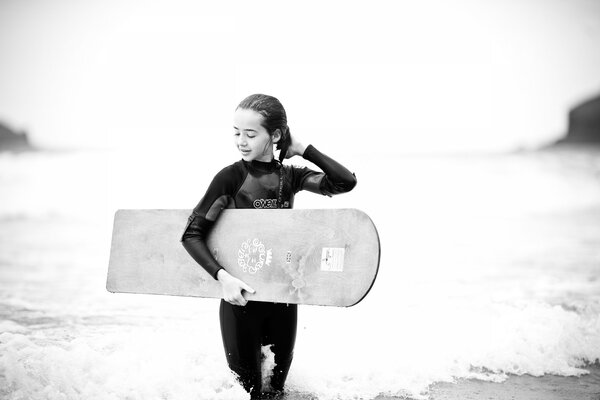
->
[[180, 94, 356, 399]]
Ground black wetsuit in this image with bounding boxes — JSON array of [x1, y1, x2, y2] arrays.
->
[[180, 145, 356, 397]]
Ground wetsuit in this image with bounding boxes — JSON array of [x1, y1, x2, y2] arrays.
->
[[180, 144, 356, 398]]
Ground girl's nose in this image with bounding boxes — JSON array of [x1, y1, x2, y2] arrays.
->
[[237, 136, 247, 146]]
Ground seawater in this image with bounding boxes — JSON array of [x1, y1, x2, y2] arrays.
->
[[1, 147, 599, 400]]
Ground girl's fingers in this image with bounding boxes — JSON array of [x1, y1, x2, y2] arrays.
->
[[222, 280, 252, 306], [235, 294, 247, 306], [242, 283, 255, 294], [227, 298, 240, 306], [225, 294, 247, 306]]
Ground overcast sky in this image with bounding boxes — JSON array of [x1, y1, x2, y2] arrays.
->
[[1, 0, 599, 154]]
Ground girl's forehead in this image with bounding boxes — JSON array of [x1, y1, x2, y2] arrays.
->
[[233, 108, 264, 129]]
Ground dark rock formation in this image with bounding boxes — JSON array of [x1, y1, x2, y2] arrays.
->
[[555, 94, 600, 144], [0, 122, 34, 152]]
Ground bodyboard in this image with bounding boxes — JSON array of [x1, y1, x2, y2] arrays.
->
[[107, 208, 380, 307]]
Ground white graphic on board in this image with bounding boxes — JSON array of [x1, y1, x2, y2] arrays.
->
[[238, 238, 272, 274]]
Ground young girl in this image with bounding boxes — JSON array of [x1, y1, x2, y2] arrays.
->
[[180, 94, 356, 399]]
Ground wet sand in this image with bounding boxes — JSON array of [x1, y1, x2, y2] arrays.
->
[[375, 364, 600, 400]]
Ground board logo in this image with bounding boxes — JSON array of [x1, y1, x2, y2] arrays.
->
[[238, 238, 272, 274]]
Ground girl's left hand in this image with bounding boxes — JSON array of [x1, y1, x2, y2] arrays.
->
[[284, 133, 307, 159]]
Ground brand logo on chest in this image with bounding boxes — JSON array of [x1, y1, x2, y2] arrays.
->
[[253, 198, 289, 209]]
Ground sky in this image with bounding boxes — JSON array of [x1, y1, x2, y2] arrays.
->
[[0, 0, 599, 154]]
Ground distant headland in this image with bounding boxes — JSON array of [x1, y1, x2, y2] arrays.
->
[[553, 93, 600, 146], [0, 122, 35, 152]]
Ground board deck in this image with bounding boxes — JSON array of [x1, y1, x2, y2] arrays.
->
[[107, 208, 380, 307]]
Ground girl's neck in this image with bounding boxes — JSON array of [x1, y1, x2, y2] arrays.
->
[[254, 156, 274, 163], [245, 157, 279, 172]]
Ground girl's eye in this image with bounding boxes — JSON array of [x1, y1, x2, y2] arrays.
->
[[234, 132, 240, 136], [247, 135, 255, 139]]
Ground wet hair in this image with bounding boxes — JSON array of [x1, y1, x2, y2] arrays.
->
[[236, 94, 291, 160]]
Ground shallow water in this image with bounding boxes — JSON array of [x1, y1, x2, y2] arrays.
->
[[1, 146, 599, 399], [425, 365, 600, 400]]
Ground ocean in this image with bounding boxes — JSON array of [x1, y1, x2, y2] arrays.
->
[[0, 146, 599, 399]]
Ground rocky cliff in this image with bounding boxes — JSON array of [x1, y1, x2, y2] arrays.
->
[[555, 94, 600, 144], [0, 122, 34, 152]]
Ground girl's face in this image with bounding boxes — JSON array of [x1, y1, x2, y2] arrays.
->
[[233, 108, 277, 162]]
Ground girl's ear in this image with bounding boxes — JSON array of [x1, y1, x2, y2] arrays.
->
[[272, 129, 282, 144]]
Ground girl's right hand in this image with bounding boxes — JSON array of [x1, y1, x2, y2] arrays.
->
[[217, 269, 255, 306]]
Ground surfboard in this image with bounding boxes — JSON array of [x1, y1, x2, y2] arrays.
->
[[106, 208, 380, 307]]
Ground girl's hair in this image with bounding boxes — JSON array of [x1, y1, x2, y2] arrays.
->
[[237, 94, 291, 159]]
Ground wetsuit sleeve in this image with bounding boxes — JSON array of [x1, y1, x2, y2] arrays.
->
[[180, 165, 243, 280], [293, 144, 357, 196]]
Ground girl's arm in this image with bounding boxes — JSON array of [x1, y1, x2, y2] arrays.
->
[[302, 144, 357, 194], [285, 136, 357, 196], [182, 224, 254, 306], [181, 216, 223, 279], [180, 165, 255, 306]]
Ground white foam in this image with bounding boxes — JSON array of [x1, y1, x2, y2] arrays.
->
[[0, 320, 27, 334], [286, 299, 600, 399], [0, 327, 248, 400], [261, 344, 276, 391]]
